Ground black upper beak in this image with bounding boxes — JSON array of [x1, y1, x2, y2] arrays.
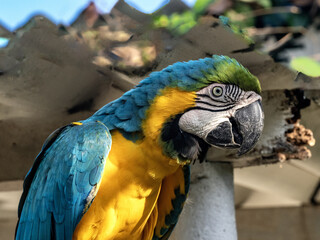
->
[[234, 100, 264, 155], [206, 100, 264, 155]]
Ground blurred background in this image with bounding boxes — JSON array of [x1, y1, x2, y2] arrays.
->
[[1, 0, 320, 239]]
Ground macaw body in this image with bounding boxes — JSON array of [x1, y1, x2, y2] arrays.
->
[[73, 131, 181, 239], [16, 56, 264, 240]]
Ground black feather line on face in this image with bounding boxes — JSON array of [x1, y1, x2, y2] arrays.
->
[[161, 114, 209, 163]]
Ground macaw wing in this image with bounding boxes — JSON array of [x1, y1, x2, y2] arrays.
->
[[16, 121, 112, 240], [152, 165, 190, 240]]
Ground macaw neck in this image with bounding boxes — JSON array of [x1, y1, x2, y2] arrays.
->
[[141, 87, 196, 141], [109, 130, 180, 179]]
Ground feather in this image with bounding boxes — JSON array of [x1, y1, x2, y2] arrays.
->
[[16, 121, 111, 239], [161, 114, 209, 162]]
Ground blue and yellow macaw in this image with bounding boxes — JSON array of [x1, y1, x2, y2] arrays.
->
[[16, 55, 264, 240]]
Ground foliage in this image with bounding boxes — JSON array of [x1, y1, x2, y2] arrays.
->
[[153, 0, 320, 77], [193, 0, 214, 16], [239, 0, 271, 8], [153, 10, 198, 35], [152, 0, 273, 36], [290, 57, 320, 77], [153, 0, 218, 35]]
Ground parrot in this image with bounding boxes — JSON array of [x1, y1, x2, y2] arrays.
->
[[15, 55, 264, 240]]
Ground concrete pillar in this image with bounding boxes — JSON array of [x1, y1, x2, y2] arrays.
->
[[171, 162, 237, 240]]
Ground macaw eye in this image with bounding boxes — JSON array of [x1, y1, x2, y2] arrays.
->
[[212, 86, 223, 97]]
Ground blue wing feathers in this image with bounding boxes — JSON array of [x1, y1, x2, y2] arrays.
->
[[89, 165, 102, 186], [132, 90, 148, 106], [16, 121, 112, 240], [138, 106, 148, 120], [30, 220, 39, 239], [115, 98, 135, 120]]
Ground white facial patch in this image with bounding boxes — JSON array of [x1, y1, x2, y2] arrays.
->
[[178, 83, 261, 140], [179, 109, 229, 139]]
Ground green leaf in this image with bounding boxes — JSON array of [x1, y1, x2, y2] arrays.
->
[[193, 0, 215, 15], [291, 57, 320, 77], [240, 0, 271, 8], [153, 11, 197, 36], [154, 15, 170, 28], [257, 0, 272, 8]]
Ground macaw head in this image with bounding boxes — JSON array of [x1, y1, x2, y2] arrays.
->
[[92, 55, 264, 163]]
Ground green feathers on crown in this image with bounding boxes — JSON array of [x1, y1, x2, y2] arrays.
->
[[170, 55, 261, 94], [203, 55, 261, 94]]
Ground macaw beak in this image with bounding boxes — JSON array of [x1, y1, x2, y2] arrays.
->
[[206, 100, 264, 155]]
